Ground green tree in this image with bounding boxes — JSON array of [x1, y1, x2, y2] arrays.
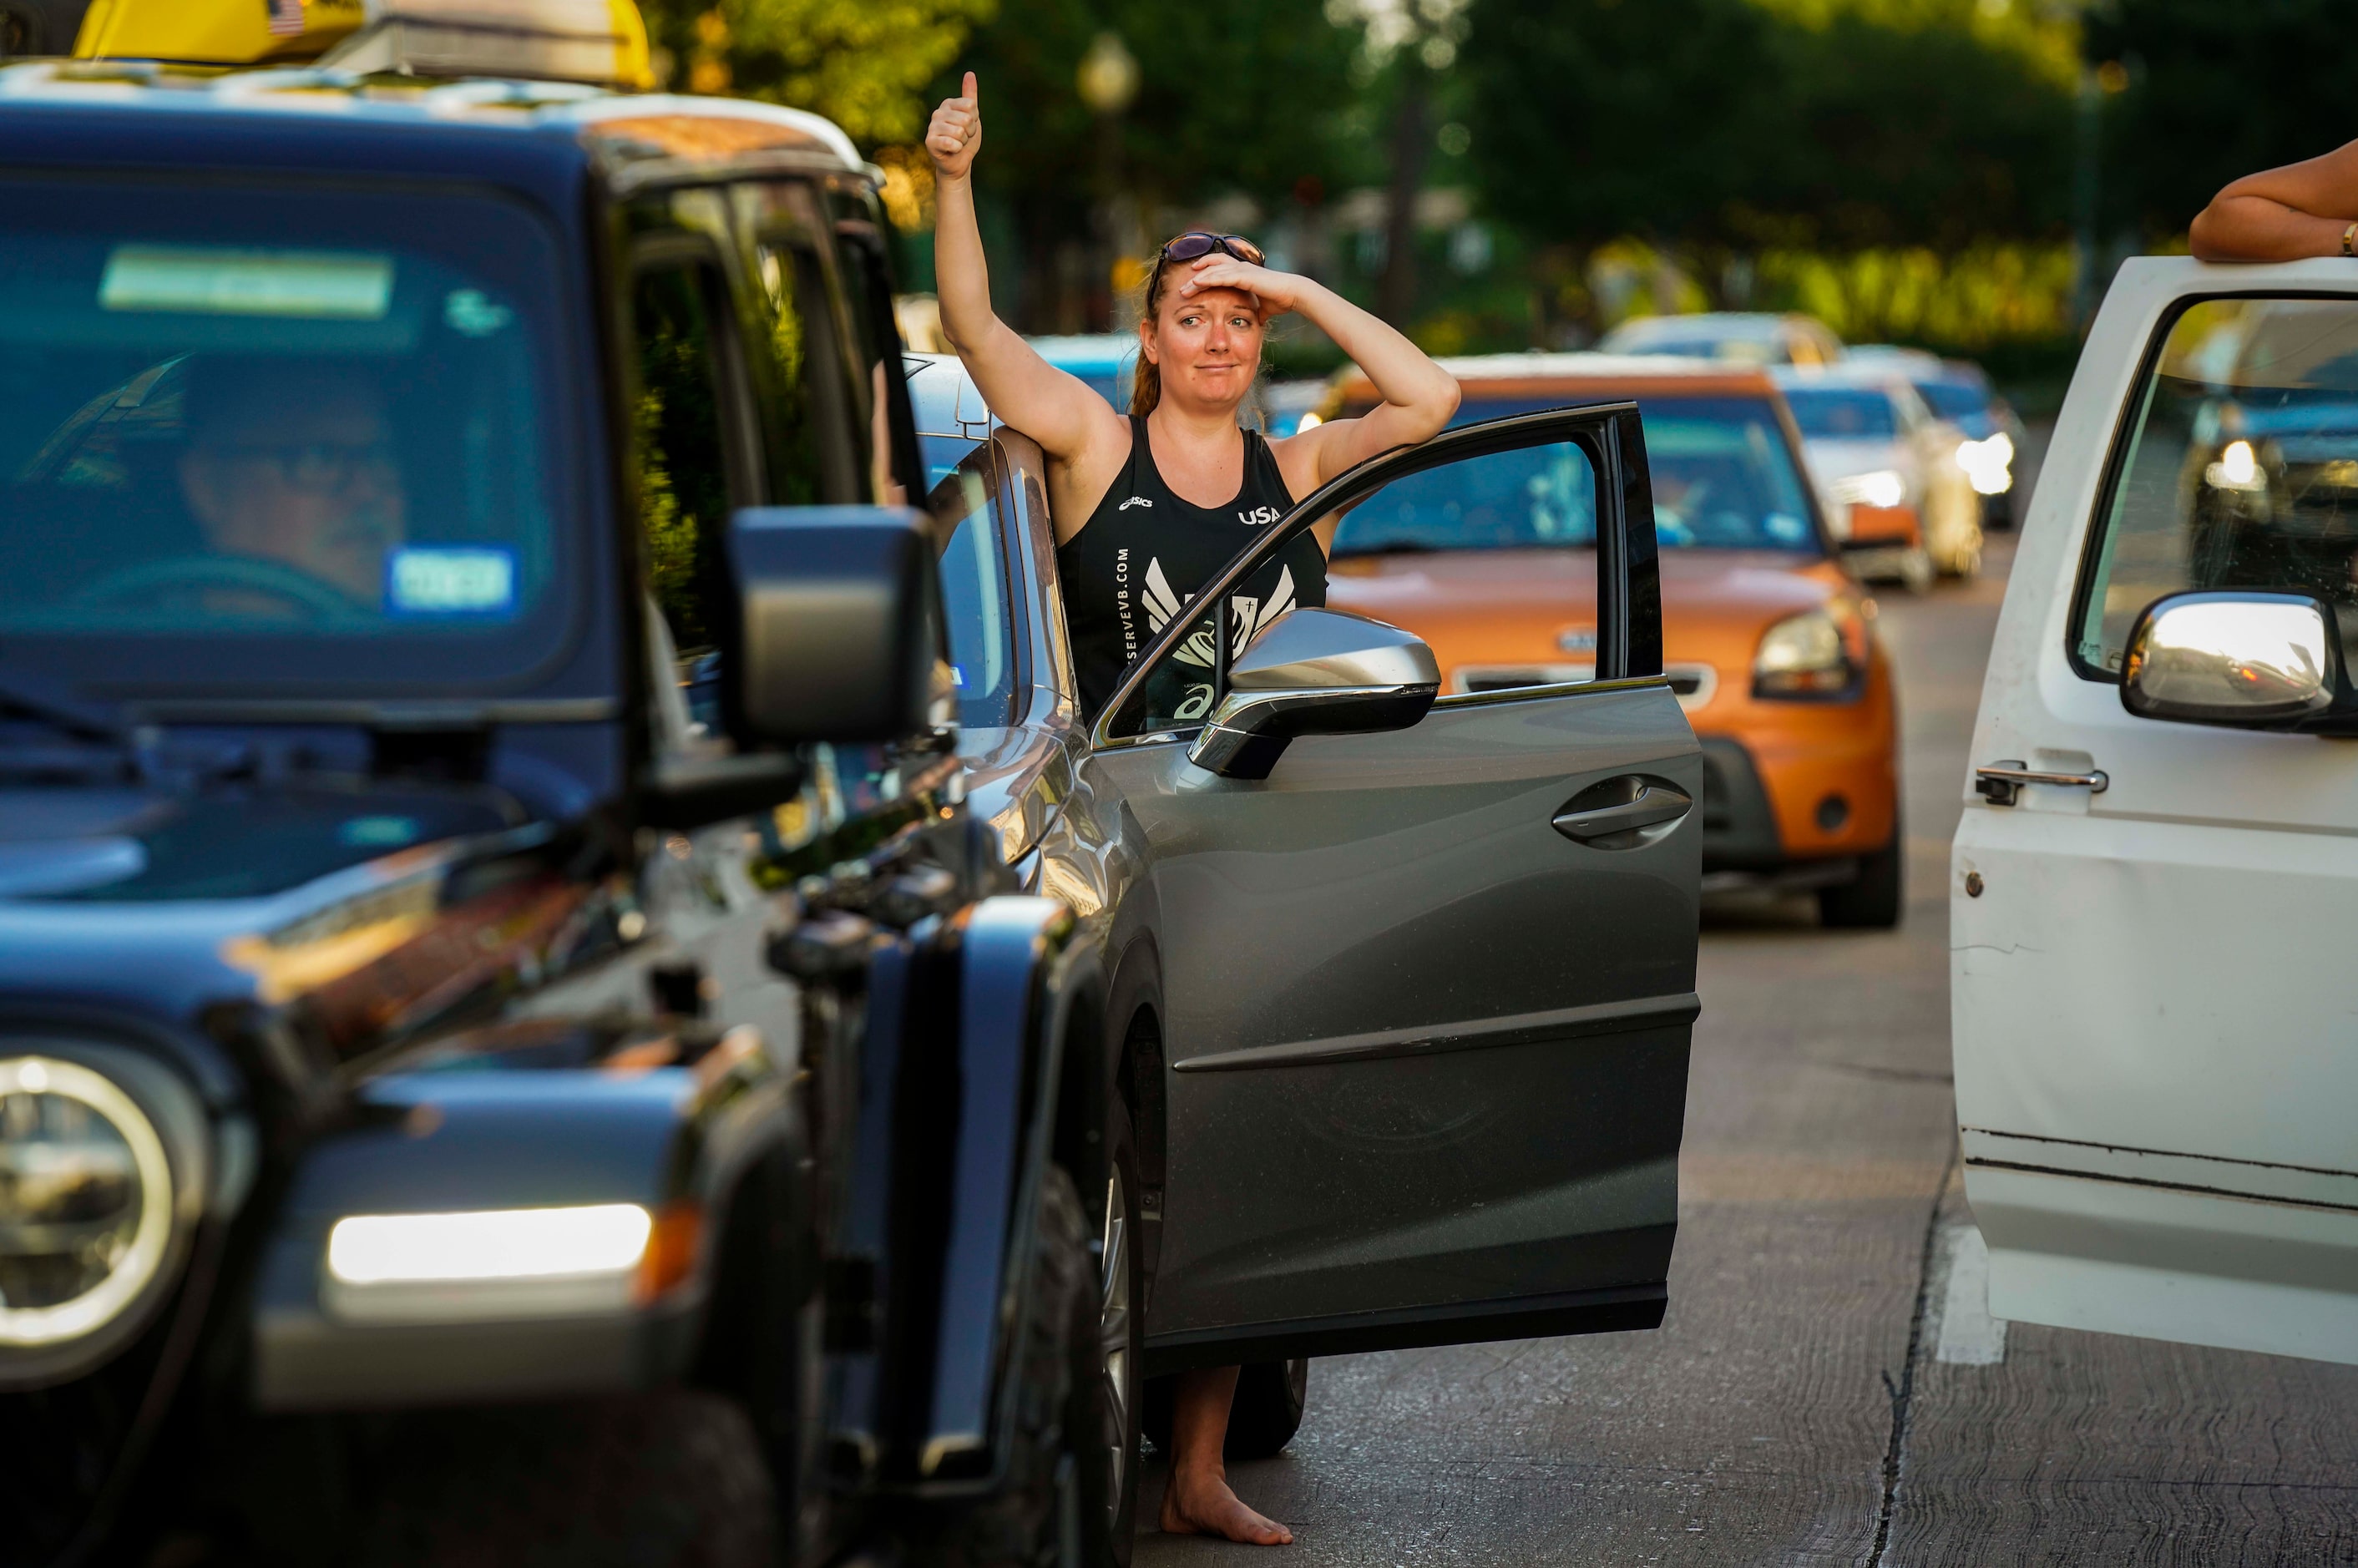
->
[[1458, 0, 2073, 255], [640, 0, 995, 145], [951, 0, 1362, 327], [1457, 0, 1789, 252], [2088, 0, 2358, 242]]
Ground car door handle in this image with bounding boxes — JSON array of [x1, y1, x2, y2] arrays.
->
[[1973, 759, 2108, 807], [1552, 782, 1693, 842]]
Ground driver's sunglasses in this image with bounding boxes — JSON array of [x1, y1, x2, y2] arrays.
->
[[1159, 231, 1264, 267], [219, 441, 398, 493]]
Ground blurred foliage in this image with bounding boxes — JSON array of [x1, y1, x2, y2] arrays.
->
[[1754, 243, 2076, 348], [2088, 0, 2358, 244], [640, 0, 994, 144], [955, 0, 1361, 210], [1459, 0, 2075, 255]]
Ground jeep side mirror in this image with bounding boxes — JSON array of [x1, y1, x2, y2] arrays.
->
[[2122, 590, 2341, 729], [1188, 608, 1440, 780], [726, 505, 943, 746]]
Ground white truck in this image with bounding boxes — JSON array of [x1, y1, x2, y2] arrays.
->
[[1954, 256, 2358, 1366]]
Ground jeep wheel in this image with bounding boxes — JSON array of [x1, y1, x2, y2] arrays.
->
[[904, 1163, 1095, 1568], [1140, 1358, 1308, 1463], [352, 1389, 777, 1568]]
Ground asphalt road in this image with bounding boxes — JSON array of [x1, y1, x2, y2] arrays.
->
[[1134, 533, 2358, 1566]]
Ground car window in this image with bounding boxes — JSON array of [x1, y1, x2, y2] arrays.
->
[[630, 262, 741, 663], [1333, 396, 1814, 554], [1784, 387, 1899, 440], [827, 189, 920, 508], [745, 183, 862, 504], [1110, 433, 1606, 737], [929, 449, 1019, 727], [1915, 380, 1986, 421], [2074, 296, 2358, 677], [923, 433, 983, 488], [0, 180, 574, 690]]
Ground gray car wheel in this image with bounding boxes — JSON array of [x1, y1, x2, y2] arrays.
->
[[1091, 1097, 1146, 1565]]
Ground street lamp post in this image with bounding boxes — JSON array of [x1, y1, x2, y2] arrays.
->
[[1078, 30, 1141, 329]]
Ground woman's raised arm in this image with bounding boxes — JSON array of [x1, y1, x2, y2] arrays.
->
[[2191, 139, 2358, 262], [927, 75, 1125, 462]]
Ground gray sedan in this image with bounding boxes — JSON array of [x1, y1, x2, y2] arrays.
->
[[906, 353, 1704, 1548]]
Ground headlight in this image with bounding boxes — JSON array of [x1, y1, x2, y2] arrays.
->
[[0, 1056, 175, 1350], [1753, 603, 1867, 697], [1955, 432, 2015, 495], [1829, 468, 1908, 510], [322, 1202, 692, 1324], [2204, 438, 2269, 493]]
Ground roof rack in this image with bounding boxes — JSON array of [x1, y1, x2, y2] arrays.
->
[[70, 0, 652, 88]]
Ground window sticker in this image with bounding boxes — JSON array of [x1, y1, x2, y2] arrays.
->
[[443, 289, 514, 337], [386, 546, 518, 617], [99, 246, 394, 320], [338, 816, 421, 849]]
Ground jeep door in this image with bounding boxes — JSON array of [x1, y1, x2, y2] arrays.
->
[[1081, 407, 1703, 1365], [1953, 260, 2358, 1365]]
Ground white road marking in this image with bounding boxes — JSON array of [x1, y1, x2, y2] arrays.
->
[[1929, 1222, 2008, 1366]]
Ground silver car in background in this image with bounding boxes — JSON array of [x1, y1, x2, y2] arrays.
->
[[905, 352, 1706, 1546], [1600, 311, 1847, 367], [1774, 363, 1982, 589]]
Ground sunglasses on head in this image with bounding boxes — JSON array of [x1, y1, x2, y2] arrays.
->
[[1159, 231, 1264, 266]]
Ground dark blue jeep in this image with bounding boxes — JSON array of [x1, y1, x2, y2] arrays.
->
[[0, 46, 1112, 1568]]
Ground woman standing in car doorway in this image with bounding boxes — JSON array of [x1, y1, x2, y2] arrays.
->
[[925, 73, 1458, 1547]]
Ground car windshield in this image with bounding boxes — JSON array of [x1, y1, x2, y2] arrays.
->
[[1913, 379, 1987, 421], [1330, 395, 1818, 554], [1784, 387, 1898, 440], [0, 180, 574, 696]]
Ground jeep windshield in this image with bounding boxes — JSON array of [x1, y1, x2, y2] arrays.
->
[[0, 181, 579, 701]]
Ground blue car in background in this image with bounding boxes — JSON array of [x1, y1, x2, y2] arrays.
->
[[1027, 333, 1139, 411]]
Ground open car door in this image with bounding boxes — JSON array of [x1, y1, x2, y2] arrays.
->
[[1953, 260, 2358, 1365], [1080, 407, 1703, 1369]]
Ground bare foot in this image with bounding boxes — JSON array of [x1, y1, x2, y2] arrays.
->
[[1159, 1468, 1294, 1545]]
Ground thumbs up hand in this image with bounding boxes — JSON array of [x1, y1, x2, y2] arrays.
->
[[926, 72, 983, 181]]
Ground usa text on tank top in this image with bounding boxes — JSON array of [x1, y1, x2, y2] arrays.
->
[[1057, 415, 1326, 721]]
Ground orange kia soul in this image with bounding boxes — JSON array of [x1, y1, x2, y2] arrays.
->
[[1318, 353, 1902, 926]]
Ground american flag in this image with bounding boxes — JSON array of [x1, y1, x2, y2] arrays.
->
[[265, 0, 305, 36]]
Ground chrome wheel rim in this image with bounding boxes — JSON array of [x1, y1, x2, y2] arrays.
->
[[1099, 1166, 1132, 1523]]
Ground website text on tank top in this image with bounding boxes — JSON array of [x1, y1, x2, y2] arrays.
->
[[1057, 415, 1327, 722]]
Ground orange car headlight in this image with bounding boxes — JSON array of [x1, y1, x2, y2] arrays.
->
[[1753, 601, 1868, 699]]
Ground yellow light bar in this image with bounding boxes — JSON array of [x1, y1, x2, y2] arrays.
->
[[73, 0, 653, 89]]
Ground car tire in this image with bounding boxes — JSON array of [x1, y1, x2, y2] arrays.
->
[[1898, 547, 1935, 594], [1138, 1358, 1309, 1462], [1090, 1097, 1146, 1566], [904, 1162, 1096, 1568], [1819, 827, 1904, 929], [352, 1389, 778, 1568]]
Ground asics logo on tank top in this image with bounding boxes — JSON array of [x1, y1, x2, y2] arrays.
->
[[1118, 496, 1153, 511]]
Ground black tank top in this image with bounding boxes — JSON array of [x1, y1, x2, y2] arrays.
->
[[1058, 416, 1326, 721]]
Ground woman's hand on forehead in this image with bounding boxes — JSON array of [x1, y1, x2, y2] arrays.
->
[[1176, 255, 1300, 316]]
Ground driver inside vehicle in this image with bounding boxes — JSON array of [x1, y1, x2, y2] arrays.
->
[[174, 359, 407, 612]]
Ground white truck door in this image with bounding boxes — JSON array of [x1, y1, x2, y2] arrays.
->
[[1953, 257, 2358, 1365]]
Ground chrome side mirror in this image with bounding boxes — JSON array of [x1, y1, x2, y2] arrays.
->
[[2122, 591, 2340, 727], [1188, 608, 1440, 780]]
